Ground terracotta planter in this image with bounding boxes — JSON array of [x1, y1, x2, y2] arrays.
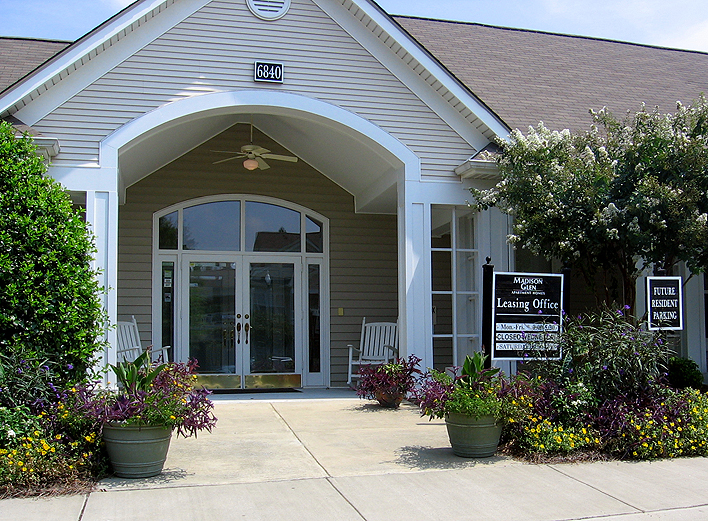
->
[[102, 423, 173, 478], [375, 390, 404, 408], [445, 413, 502, 457]]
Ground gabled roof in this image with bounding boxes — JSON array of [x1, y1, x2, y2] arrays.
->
[[395, 16, 708, 132], [0, 37, 70, 93], [2, 6, 708, 137], [0, 0, 510, 143]]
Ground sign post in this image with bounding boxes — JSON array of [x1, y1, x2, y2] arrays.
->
[[491, 272, 564, 360], [646, 276, 683, 331]]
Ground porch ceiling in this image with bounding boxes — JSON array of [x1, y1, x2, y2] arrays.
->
[[118, 111, 404, 214]]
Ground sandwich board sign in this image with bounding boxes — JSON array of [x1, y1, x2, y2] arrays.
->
[[646, 276, 683, 331], [492, 272, 563, 360]]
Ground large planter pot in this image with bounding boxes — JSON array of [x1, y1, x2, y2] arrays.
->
[[102, 423, 173, 478], [375, 390, 404, 408], [445, 413, 502, 458]]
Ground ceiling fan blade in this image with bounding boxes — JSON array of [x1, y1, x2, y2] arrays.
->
[[241, 144, 270, 155], [211, 150, 245, 154], [262, 153, 298, 163], [212, 156, 244, 165], [256, 157, 271, 170]]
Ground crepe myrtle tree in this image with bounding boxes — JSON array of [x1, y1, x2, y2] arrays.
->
[[0, 121, 107, 404], [470, 96, 708, 314]]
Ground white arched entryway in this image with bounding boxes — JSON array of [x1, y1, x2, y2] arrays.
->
[[88, 90, 428, 382]]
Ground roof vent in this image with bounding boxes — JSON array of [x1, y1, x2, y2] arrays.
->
[[246, 0, 291, 20]]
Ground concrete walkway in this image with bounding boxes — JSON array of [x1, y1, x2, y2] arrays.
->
[[4, 389, 708, 520]]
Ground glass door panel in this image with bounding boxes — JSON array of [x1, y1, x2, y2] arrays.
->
[[248, 262, 296, 374], [188, 261, 237, 374]]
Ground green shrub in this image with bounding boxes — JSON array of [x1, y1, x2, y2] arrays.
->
[[667, 356, 704, 390], [531, 306, 670, 401], [0, 121, 107, 404]]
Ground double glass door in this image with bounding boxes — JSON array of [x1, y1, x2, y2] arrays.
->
[[184, 255, 302, 388]]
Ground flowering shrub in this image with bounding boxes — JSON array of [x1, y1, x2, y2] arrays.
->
[[530, 306, 669, 402], [515, 417, 600, 454], [470, 96, 708, 311], [595, 386, 708, 459], [0, 352, 64, 409], [0, 405, 102, 493]]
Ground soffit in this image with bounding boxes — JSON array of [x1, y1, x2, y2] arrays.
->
[[118, 111, 402, 214]]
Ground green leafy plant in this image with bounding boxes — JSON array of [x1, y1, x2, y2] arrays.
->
[[531, 306, 669, 401], [0, 353, 60, 409], [111, 351, 167, 392], [459, 351, 500, 387], [67, 358, 217, 438], [415, 353, 525, 422], [356, 355, 421, 408], [667, 356, 704, 390], [0, 121, 107, 399]]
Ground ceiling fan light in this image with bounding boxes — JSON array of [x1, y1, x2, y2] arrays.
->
[[243, 158, 259, 170]]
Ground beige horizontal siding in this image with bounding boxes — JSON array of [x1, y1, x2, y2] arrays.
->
[[34, 0, 473, 178], [117, 123, 397, 385]]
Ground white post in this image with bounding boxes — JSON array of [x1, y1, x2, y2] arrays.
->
[[399, 181, 433, 371], [85, 190, 119, 378]]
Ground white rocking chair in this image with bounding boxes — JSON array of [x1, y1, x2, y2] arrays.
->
[[116, 316, 170, 363], [347, 317, 399, 386]]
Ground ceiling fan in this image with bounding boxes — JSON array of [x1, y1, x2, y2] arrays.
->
[[212, 123, 298, 170]]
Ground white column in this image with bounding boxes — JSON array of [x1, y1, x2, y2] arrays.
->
[[682, 268, 706, 375], [399, 182, 433, 371], [85, 190, 119, 375]]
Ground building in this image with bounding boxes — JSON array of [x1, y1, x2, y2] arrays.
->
[[1, 0, 707, 387]]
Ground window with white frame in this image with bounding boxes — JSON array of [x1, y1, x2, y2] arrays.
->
[[431, 206, 480, 370]]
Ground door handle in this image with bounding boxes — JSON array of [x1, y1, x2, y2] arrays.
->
[[236, 322, 242, 344], [244, 322, 250, 344]]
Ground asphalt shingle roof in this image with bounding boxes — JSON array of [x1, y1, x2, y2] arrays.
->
[[0, 37, 70, 94], [394, 16, 708, 133]]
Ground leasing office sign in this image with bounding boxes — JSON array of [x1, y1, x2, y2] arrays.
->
[[492, 272, 563, 360], [647, 276, 683, 330]]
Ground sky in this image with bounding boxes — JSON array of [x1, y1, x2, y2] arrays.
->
[[0, 0, 707, 53]]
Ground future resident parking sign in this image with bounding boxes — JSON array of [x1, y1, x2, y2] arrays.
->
[[647, 276, 683, 331], [492, 272, 564, 360]]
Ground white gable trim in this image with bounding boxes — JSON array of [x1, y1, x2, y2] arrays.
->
[[316, 0, 510, 143], [0, 0, 211, 123], [2, 0, 508, 145]]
